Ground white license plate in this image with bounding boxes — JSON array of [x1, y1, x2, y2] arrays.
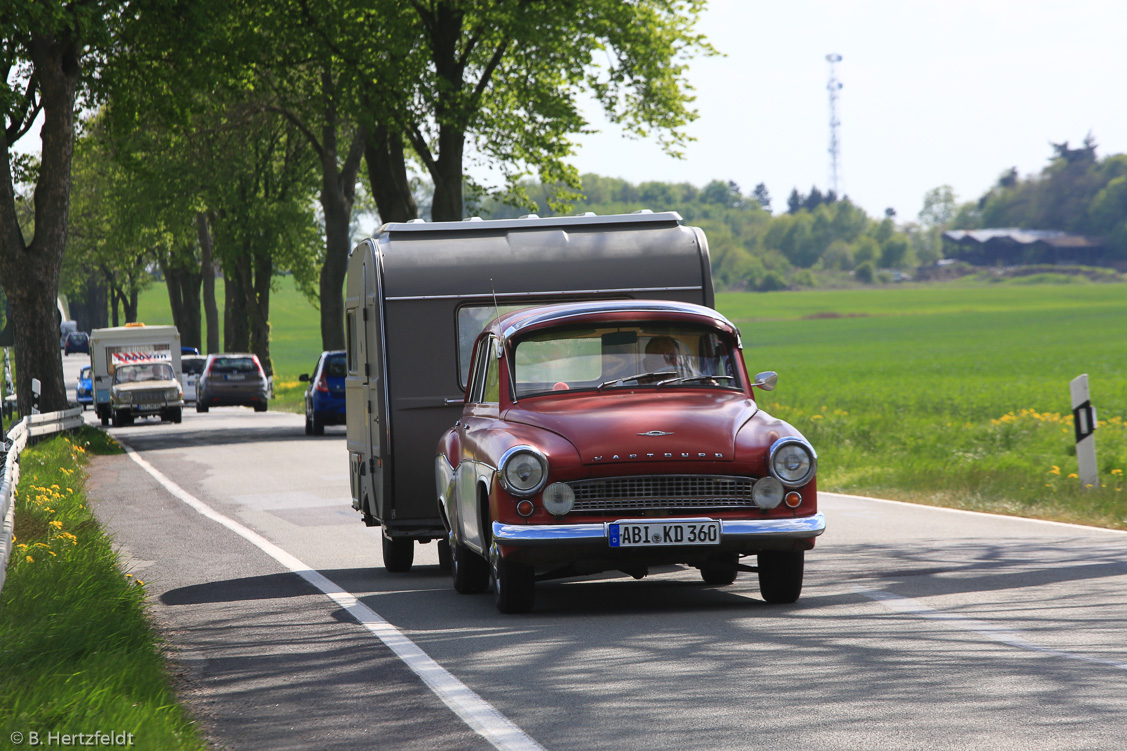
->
[[608, 520, 721, 548], [225, 374, 246, 381]]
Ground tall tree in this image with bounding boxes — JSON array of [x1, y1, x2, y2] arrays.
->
[[0, 1, 115, 414]]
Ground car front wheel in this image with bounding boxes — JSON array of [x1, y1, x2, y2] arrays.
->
[[490, 542, 535, 613], [757, 550, 804, 604], [450, 530, 489, 594]]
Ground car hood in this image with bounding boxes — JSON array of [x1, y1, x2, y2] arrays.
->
[[503, 391, 758, 465]]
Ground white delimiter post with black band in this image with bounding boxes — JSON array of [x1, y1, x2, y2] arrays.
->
[[1070, 374, 1098, 488]]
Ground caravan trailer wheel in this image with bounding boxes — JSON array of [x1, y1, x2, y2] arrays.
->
[[382, 535, 414, 573]]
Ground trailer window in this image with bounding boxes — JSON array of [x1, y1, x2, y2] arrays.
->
[[346, 310, 358, 374]]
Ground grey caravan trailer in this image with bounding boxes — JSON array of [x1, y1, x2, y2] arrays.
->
[[345, 211, 715, 572]]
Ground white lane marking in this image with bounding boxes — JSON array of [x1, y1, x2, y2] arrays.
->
[[827, 491, 1127, 535], [855, 586, 1127, 671], [122, 443, 546, 751]]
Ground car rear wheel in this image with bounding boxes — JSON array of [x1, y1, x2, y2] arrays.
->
[[490, 542, 535, 614], [254, 402, 268, 413], [450, 530, 489, 594], [196, 401, 209, 413], [757, 550, 804, 604], [311, 412, 324, 435], [304, 405, 313, 435], [382, 535, 414, 573], [700, 552, 739, 585]]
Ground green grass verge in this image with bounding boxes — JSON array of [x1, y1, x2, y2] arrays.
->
[[0, 427, 208, 750], [720, 284, 1127, 528]]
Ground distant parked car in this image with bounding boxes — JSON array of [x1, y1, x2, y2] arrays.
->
[[64, 331, 90, 355], [300, 350, 346, 435], [181, 355, 207, 403], [196, 353, 269, 413], [75, 365, 93, 409]]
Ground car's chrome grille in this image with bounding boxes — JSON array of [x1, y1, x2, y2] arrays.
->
[[567, 475, 756, 513], [134, 390, 165, 404]]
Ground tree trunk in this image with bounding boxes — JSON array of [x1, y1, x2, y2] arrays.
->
[[0, 24, 82, 414], [366, 124, 418, 224], [161, 255, 186, 331], [125, 287, 139, 324], [238, 250, 273, 377], [223, 258, 249, 352], [313, 69, 366, 352], [197, 212, 220, 354]]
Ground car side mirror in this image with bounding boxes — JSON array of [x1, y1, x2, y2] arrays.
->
[[299, 374, 310, 382], [753, 371, 778, 391]]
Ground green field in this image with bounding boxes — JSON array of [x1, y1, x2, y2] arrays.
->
[[134, 278, 1127, 528]]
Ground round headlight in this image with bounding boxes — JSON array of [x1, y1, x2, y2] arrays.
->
[[542, 482, 575, 516], [769, 438, 816, 487], [499, 446, 548, 497], [752, 477, 784, 509], [166, 387, 181, 399], [115, 390, 132, 404]]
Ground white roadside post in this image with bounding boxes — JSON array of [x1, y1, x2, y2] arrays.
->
[[1070, 374, 1098, 488], [31, 378, 41, 416]]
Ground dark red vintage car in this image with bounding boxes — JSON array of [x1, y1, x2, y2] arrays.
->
[[435, 300, 824, 613]]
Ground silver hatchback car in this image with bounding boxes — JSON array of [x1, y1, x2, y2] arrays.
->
[[195, 353, 269, 413]]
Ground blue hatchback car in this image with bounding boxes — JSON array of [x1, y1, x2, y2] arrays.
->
[[76, 365, 93, 409], [301, 350, 346, 435]]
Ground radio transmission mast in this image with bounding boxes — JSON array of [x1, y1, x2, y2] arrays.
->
[[826, 53, 843, 196]]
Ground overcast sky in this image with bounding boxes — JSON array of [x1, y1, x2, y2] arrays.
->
[[565, 0, 1127, 222]]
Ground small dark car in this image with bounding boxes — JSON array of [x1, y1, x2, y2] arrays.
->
[[64, 331, 90, 355], [75, 365, 93, 409], [300, 350, 346, 435], [196, 353, 269, 412]]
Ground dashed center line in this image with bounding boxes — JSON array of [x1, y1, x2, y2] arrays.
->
[[854, 585, 1127, 671]]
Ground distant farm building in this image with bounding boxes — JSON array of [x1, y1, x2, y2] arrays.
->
[[942, 229, 1119, 269]]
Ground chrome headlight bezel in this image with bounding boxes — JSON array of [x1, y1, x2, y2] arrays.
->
[[498, 445, 549, 497], [768, 437, 817, 487], [112, 389, 132, 404]]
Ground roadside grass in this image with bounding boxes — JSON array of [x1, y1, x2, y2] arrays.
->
[[0, 427, 208, 750], [720, 284, 1127, 528]]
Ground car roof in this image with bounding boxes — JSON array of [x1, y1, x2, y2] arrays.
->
[[495, 299, 738, 341]]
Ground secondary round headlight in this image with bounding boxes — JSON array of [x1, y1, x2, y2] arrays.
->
[[542, 482, 575, 516], [752, 477, 784, 509], [769, 438, 817, 487], [499, 446, 548, 497]]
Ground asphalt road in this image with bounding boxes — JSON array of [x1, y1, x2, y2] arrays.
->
[[62, 353, 1127, 750]]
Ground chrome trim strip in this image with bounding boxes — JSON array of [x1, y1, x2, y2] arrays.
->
[[492, 513, 825, 546], [384, 286, 704, 302]]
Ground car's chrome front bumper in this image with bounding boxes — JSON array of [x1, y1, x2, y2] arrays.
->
[[492, 513, 826, 546]]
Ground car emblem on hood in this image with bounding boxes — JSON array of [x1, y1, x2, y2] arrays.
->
[[637, 430, 674, 437]]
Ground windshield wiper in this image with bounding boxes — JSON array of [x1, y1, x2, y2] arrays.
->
[[656, 374, 737, 387], [597, 370, 676, 390]]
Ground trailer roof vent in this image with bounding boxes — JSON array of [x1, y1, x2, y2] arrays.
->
[[519, 213, 540, 220], [407, 218, 426, 224], [631, 209, 654, 215]]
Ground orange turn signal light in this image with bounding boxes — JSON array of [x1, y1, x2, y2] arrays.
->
[[784, 492, 802, 508]]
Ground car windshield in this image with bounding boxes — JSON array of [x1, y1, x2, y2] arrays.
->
[[182, 358, 206, 375], [511, 324, 742, 398], [210, 357, 258, 374], [114, 363, 174, 384], [80, 367, 91, 379]]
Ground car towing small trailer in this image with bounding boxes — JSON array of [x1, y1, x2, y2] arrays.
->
[[345, 211, 716, 572], [90, 323, 182, 427]]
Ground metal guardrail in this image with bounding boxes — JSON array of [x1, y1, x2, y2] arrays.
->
[[0, 408, 83, 594]]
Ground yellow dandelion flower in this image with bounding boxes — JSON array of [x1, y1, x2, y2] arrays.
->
[[811, 415, 823, 420], [59, 533, 77, 545], [1049, 466, 1061, 475], [25, 555, 33, 563], [1068, 473, 1079, 479], [1112, 469, 1123, 476], [49, 520, 63, 529]]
